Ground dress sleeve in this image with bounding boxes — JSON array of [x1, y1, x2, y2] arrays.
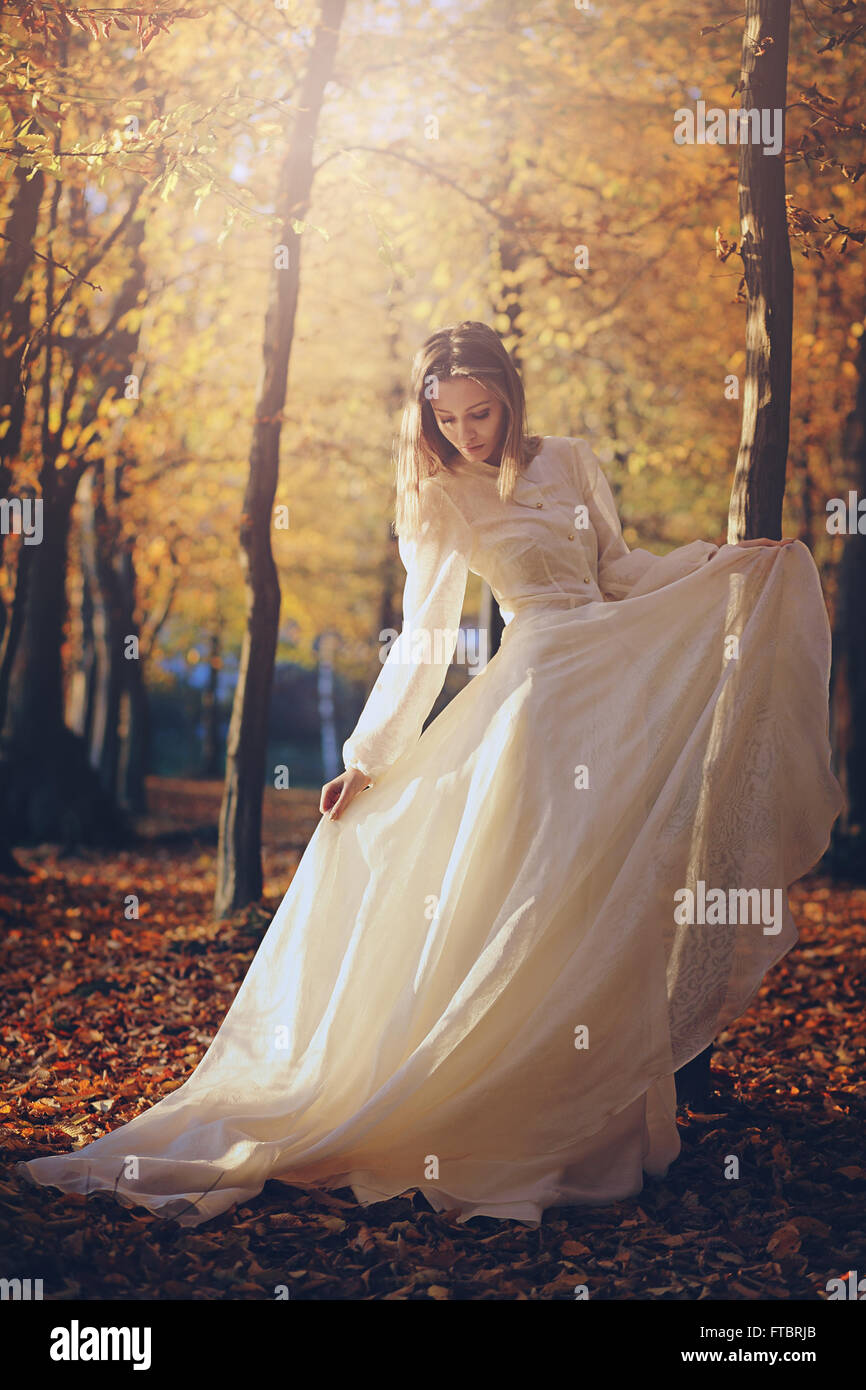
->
[[572, 437, 718, 601], [342, 479, 472, 783]]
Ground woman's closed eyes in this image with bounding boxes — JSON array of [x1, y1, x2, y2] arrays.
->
[[439, 411, 490, 425]]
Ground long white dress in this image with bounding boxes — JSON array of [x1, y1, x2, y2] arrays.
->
[[18, 436, 843, 1226]]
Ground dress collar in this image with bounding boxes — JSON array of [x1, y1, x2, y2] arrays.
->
[[453, 439, 548, 509]]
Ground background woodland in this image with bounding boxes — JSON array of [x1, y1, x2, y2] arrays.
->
[[1, 0, 865, 899]]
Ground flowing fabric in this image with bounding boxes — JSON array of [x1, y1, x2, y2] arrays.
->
[[18, 436, 843, 1226]]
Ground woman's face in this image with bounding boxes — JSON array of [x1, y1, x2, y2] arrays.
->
[[429, 377, 506, 467]]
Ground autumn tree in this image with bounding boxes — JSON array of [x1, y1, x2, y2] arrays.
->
[[0, 3, 213, 851], [0, 174, 147, 845], [214, 0, 347, 917], [726, 0, 794, 542]]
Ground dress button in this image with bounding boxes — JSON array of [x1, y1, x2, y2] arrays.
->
[[535, 501, 543, 509], [567, 532, 574, 541], [583, 573, 591, 583]]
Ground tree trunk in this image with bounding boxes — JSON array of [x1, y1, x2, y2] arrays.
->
[[117, 544, 150, 815], [829, 320, 866, 875], [0, 473, 120, 845], [681, 0, 793, 1105], [480, 227, 523, 658], [4, 481, 73, 746], [316, 631, 340, 781], [727, 0, 794, 542], [478, 213, 506, 662], [66, 540, 97, 747], [0, 521, 34, 738], [80, 462, 125, 797], [200, 629, 222, 779], [0, 158, 43, 738], [214, 0, 347, 917], [0, 159, 44, 517], [118, 657, 150, 816], [0, 106, 144, 854], [378, 520, 401, 642], [479, 581, 505, 661]]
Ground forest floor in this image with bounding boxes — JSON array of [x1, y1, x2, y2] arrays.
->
[[0, 777, 864, 1301]]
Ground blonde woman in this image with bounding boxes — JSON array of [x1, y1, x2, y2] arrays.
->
[[19, 322, 842, 1227]]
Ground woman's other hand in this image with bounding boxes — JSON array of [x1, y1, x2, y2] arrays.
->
[[319, 767, 373, 822]]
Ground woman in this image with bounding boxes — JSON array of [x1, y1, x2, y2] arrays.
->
[[18, 322, 843, 1227]]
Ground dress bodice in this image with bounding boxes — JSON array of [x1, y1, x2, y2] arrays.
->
[[437, 438, 602, 620], [342, 435, 718, 781]]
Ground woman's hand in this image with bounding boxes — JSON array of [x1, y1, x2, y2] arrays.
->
[[731, 537, 796, 548], [319, 766, 372, 822]]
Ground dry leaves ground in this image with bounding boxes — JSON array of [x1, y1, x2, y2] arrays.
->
[[0, 778, 864, 1301]]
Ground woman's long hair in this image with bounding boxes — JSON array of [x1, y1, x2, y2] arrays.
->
[[394, 321, 543, 536]]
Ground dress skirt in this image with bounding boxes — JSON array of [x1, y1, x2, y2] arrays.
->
[[18, 540, 843, 1225]]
